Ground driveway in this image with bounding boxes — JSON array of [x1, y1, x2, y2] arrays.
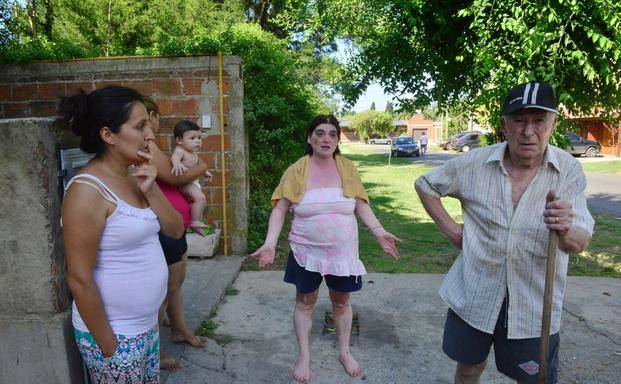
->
[[164, 272, 621, 384], [353, 142, 461, 166], [410, 149, 461, 167]]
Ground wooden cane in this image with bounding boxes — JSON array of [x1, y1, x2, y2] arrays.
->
[[538, 228, 558, 383]]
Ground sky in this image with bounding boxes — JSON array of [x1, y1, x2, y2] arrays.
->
[[352, 83, 396, 112], [331, 39, 401, 113]]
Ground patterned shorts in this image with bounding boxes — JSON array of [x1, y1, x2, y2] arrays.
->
[[74, 326, 160, 384]]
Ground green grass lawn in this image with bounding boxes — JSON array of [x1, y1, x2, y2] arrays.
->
[[244, 144, 621, 277], [581, 161, 621, 175]]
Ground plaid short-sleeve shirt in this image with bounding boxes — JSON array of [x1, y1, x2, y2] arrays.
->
[[416, 142, 594, 339]]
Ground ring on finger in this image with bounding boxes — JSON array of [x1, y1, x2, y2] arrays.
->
[[555, 216, 559, 223]]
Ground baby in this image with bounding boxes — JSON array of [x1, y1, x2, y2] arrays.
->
[[171, 120, 213, 235]]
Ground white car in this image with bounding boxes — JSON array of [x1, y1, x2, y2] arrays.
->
[[368, 137, 392, 144]]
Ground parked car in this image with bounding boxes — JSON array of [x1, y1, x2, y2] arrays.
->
[[391, 136, 420, 157], [441, 131, 478, 150], [453, 132, 482, 152], [369, 136, 392, 145], [565, 132, 601, 157], [438, 136, 455, 150]]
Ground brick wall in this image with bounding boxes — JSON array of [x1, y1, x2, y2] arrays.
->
[[0, 56, 247, 254], [406, 114, 435, 141]]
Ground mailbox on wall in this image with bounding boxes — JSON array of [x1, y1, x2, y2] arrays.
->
[[58, 146, 94, 193], [58, 145, 95, 201], [57, 122, 94, 200]]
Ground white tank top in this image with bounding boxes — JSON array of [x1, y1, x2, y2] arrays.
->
[[65, 174, 168, 337]]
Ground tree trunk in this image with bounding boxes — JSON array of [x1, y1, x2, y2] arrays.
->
[[106, 0, 112, 57], [444, 111, 448, 140], [612, 120, 621, 157], [27, 0, 36, 36], [603, 120, 620, 157], [43, 0, 53, 39], [257, 0, 269, 29]]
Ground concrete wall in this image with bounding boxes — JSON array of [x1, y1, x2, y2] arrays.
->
[[0, 118, 83, 384], [0, 55, 247, 254]]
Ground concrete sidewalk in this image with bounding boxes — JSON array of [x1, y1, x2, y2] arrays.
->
[[161, 267, 620, 383], [159, 255, 244, 384]]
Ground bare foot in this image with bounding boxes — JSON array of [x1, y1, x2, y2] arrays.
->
[[292, 354, 310, 384], [170, 329, 208, 348], [339, 352, 362, 377], [160, 350, 181, 371]]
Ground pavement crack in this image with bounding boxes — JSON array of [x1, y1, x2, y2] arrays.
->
[[563, 307, 620, 346], [221, 345, 227, 371], [181, 356, 235, 378]]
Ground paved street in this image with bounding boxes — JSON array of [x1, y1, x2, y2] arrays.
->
[[584, 172, 621, 218]]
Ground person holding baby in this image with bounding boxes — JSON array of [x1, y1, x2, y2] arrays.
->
[[142, 98, 212, 371]]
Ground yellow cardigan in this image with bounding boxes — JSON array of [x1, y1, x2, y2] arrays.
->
[[271, 155, 369, 207]]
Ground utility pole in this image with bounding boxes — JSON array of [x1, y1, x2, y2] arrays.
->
[[106, 0, 112, 57], [445, 111, 449, 140]]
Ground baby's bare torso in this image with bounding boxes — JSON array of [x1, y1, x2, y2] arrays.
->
[[174, 146, 199, 168]]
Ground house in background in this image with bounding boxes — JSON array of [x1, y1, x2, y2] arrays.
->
[[339, 120, 360, 142], [392, 120, 408, 136], [342, 113, 491, 144], [341, 114, 439, 142], [567, 116, 621, 157], [406, 114, 435, 141]]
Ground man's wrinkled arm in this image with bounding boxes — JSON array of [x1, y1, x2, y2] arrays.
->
[[415, 184, 463, 249], [558, 226, 591, 254], [556, 163, 594, 254]]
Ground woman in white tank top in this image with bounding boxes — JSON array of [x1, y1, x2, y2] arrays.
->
[[59, 86, 184, 383]]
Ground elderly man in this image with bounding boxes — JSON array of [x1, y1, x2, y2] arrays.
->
[[415, 82, 594, 384]]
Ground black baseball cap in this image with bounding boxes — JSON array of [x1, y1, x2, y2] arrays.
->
[[502, 82, 557, 115]]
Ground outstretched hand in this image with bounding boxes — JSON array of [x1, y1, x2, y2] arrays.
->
[[249, 244, 276, 268], [372, 227, 402, 260]]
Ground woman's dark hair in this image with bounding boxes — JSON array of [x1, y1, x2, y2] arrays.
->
[[304, 114, 341, 156], [174, 120, 201, 139], [58, 86, 144, 155]]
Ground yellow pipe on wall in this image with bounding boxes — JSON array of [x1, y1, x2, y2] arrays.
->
[[217, 51, 229, 256]]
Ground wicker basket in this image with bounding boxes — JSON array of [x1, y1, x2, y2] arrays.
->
[[186, 228, 221, 259]]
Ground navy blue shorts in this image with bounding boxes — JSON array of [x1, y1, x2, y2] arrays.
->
[[283, 251, 362, 294], [158, 231, 187, 266], [442, 298, 559, 383]]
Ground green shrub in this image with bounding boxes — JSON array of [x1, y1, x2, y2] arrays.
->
[[348, 110, 393, 140], [0, 35, 92, 63]]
